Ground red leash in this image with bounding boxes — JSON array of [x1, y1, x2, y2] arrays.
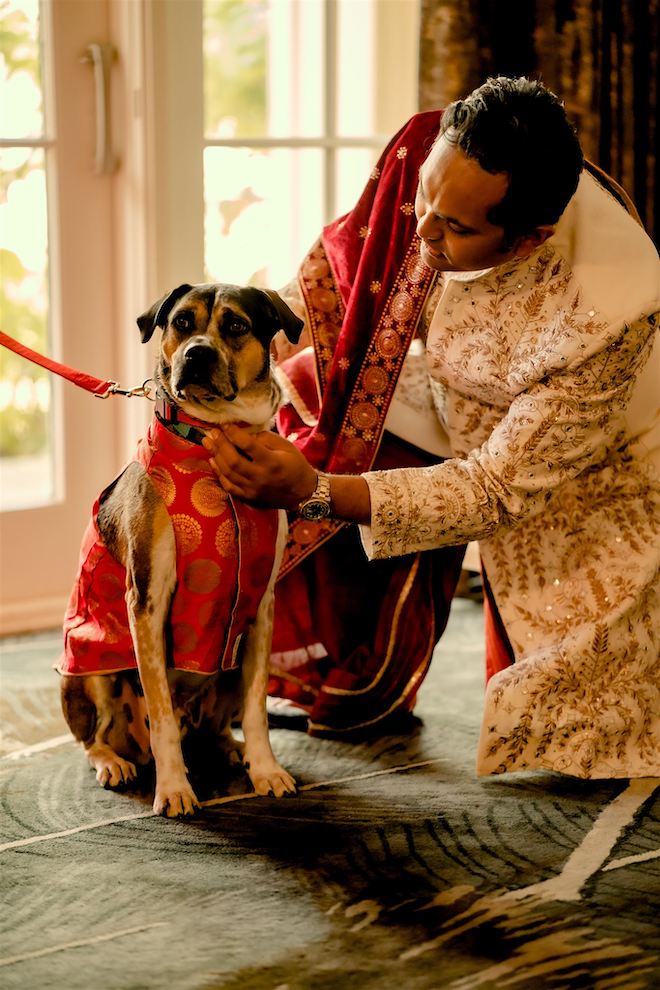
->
[[0, 330, 154, 400]]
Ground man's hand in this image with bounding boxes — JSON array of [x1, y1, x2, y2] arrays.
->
[[202, 426, 318, 509], [203, 425, 373, 523]]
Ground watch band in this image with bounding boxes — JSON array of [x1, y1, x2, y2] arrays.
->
[[297, 472, 332, 520]]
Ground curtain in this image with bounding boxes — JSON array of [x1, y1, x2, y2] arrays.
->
[[418, 0, 659, 246]]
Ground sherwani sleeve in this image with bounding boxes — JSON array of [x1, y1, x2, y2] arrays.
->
[[359, 316, 657, 560]]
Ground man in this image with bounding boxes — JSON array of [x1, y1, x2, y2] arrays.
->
[[205, 77, 660, 779]]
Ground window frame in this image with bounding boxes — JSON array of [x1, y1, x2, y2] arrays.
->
[[149, 0, 419, 291], [202, 0, 418, 224]]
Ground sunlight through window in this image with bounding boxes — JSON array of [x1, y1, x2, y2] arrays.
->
[[0, 0, 55, 511], [202, 0, 393, 290]]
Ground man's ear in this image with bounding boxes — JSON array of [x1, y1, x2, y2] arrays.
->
[[137, 284, 193, 343], [512, 225, 555, 260]]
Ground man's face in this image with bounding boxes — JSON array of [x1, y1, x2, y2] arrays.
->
[[415, 134, 515, 273]]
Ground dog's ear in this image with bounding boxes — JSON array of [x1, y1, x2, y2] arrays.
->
[[137, 284, 194, 343], [261, 289, 304, 343]]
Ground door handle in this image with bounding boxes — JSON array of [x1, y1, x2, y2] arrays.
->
[[81, 42, 118, 176]]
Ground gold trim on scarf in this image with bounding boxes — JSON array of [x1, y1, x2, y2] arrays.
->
[[307, 553, 438, 734], [279, 240, 435, 579], [334, 245, 432, 474], [321, 553, 422, 696], [307, 659, 433, 733], [298, 238, 346, 390]]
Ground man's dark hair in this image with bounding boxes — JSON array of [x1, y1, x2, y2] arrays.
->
[[439, 76, 584, 245]]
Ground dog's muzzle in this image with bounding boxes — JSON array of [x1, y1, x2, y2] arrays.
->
[[175, 340, 217, 385], [172, 339, 236, 401]]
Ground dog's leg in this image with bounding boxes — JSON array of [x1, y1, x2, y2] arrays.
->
[[61, 674, 139, 788], [240, 514, 296, 798], [125, 499, 200, 817]]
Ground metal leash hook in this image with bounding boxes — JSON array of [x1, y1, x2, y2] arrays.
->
[[94, 379, 157, 400]]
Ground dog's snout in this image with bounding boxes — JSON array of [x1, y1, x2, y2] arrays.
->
[[184, 342, 215, 364], [171, 336, 233, 401]]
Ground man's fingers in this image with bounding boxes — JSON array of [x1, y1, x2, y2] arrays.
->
[[202, 429, 232, 457], [210, 464, 252, 499], [203, 423, 316, 510], [243, 429, 292, 452], [205, 427, 291, 475], [220, 424, 286, 462], [209, 452, 251, 485], [203, 425, 305, 506], [203, 428, 248, 467]]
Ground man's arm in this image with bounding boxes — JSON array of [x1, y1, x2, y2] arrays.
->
[[202, 425, 372, 524]]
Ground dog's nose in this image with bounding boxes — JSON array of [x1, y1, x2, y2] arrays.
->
[[184, 343, 213, 364]]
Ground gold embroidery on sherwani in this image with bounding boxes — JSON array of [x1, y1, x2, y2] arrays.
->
[[362, 232, 660, 778]]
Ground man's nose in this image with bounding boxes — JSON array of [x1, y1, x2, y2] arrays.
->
[[416, 211, 443, 241]]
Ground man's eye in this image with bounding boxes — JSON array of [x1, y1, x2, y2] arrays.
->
[[448, 224, 470, 235], [173, 312, 193, 330]]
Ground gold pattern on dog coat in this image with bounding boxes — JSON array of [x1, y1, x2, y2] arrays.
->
[[58, 417, 279, 676]]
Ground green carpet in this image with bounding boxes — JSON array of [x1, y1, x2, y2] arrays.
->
[[1, 600, 658, 989]]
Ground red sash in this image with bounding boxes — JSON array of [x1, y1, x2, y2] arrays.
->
[[266, 112, 475, 735], [276, 111, 443, 576]]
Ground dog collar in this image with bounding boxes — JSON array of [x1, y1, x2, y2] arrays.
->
[[154, 390, 254, 446], [155, 390, 212, 446]]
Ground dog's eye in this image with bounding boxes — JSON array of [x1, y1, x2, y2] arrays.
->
[[173, 312, 193, 331], [227, 318, 248, 336]]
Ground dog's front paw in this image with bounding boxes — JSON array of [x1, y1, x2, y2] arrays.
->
[[94, 755, 137, 789], [247, 762, 297, 798], [153, 780, 200, 818]]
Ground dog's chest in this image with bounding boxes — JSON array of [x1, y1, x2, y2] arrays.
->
[[59, 418, 280, 678]]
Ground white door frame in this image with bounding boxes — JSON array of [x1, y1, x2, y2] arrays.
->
[[0, 0, 158, 634]]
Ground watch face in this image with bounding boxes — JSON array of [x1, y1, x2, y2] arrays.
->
[[299, 499, 331, 521]]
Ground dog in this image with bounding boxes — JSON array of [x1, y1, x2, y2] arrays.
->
[[58, 282, 302, 817]]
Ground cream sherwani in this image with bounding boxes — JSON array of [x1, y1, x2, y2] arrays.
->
[[361, 171, 660, 778]]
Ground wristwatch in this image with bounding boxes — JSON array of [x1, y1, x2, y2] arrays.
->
[[298, 473, 332, 521]]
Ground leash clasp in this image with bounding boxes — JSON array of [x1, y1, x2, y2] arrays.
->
[[95, 379, 157, 401]]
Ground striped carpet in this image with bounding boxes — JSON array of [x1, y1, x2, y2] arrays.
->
[[1, 600, 659, 989]]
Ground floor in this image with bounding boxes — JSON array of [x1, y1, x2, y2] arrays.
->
[[1, 599, 659, 989]]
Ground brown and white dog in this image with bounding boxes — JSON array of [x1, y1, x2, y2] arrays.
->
[[58, 282, 302, 817]]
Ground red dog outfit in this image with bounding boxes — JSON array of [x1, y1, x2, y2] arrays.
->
[[58, 416, 280, 676]]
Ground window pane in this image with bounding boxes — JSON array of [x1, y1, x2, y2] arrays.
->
[[0, 0, 44, 139], [335, 147, 379, 218], [336, 0, 374, 137], [267, 0, 324, 138], [0, 0, 54, 512], [0, 146, 54, 511], [203, 0, 324, 139], [204, 146, 324, 289], [203, 0, 268, 139]]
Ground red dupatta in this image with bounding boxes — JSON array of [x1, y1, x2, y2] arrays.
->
[[277, 110, 443, 576], [269, 111, 513, 732]]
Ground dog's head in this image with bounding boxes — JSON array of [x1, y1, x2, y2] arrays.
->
[[137, 282, 303, 425]]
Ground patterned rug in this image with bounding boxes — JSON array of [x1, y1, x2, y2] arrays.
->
[[1, 600, 658, 989]]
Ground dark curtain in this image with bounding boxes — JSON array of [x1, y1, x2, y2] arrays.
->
[[418, 0, 659, 246]]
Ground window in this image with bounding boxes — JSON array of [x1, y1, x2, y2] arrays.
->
[[202, 0, 418, 289], [0, 0, 55, 510]]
